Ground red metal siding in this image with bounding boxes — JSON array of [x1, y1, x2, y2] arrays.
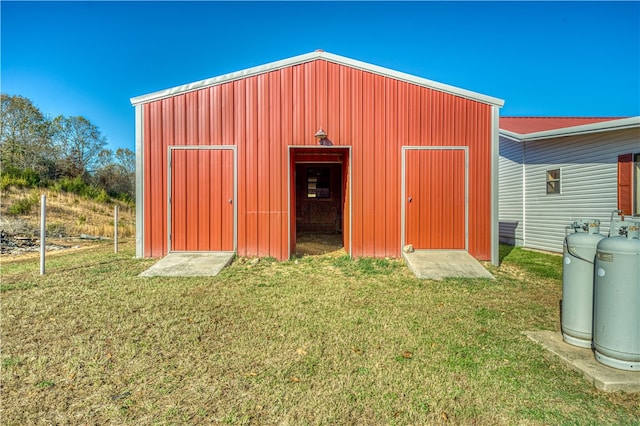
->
[[171, 149, 233, 251], [405, 149, 466, 249], [142, 59, 493, 260]]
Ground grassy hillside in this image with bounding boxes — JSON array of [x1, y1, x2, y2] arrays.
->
[[1, 185, 135, 242]]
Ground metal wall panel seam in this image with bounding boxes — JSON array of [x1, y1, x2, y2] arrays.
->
[[155, 103, 166, 252], [135, 105, 144, 258]]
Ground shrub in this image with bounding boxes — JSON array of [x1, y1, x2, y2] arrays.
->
[[7, 192, 40, 216], [0, 167, 41, 190], [0, 175, 28, 191], [53, 176, 112, 203], [95, 189, 110, 203], [55, 176, 87, 195], [21, 169, 40, 186]]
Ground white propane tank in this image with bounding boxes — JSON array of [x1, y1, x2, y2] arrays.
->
[[593, 221, 640, 371], [561, 219, 605, 348]]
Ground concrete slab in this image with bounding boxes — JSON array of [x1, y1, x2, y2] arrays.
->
[[403, 250, 494, 280], [525, 330, 640, 393], [139, 252, 234, 277]]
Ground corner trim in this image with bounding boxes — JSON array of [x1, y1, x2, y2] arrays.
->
[[491, 106, 500, 266], [135, 105, 144, 258]]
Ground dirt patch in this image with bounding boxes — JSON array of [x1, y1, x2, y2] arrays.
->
[[294, 232, 346, 257]]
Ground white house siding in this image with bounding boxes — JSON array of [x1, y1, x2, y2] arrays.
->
[[520, 128, 639, 253], [498, 137, 524, 246]]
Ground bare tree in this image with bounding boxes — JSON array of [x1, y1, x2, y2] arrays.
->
[[52, 115, 106, 179], [93, 147, 135, 199]]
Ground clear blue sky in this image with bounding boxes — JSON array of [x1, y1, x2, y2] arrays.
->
[[2, 1, 639, 152]]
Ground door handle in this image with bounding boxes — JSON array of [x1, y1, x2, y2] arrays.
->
[[228, 199, 233, 204], [408, 196, 413, 203]]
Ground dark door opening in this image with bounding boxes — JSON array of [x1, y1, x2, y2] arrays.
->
[[296, 163, 342, 233], [289, 147, 351, 258], [294, 162, 344, 256]]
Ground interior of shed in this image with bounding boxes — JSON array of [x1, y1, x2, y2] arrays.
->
[[290, 144, 354, 256]]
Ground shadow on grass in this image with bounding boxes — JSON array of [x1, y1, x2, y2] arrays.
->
[[499, 243, 516, 263]]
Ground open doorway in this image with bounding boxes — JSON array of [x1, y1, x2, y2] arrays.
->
[[295, 163, 344, 256], [289, 148, 351, 258]]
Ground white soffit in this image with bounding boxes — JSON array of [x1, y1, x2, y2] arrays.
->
[[130, 51, 504, 107], [499, 116, 640, 142]]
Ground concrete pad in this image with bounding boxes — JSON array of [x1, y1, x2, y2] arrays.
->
[[525, 330, 640, 393], [139, 252, 234, 277], [403, 250, 494, 280]]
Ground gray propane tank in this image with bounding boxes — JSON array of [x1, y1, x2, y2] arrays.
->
[[561, 219, 605, 348], [593, 220, 640, 371]]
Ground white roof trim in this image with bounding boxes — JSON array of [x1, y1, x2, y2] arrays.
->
[[130, 51, 504, 107], [499, 116, 640, 142]]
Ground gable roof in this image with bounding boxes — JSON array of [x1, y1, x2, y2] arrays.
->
[[500, 117, 624, 134], [131, 50, 504, 107], [499, 116, 640, 142]]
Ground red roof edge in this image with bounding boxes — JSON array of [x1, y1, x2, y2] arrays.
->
[[499, 116, 627, 134]]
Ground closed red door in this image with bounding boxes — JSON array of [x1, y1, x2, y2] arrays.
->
[[170, 148, 234, 252], [405, 149, 466, 250]]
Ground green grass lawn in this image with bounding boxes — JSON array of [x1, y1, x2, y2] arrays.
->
[[1, 242, 638, 425]]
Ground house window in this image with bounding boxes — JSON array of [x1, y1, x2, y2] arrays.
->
[[546, 169, 560, 194], [634, 153, 640, 216], [307, 167, 330, 199]]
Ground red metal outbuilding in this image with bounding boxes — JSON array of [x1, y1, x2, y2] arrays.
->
[[131, 51, 504, 263]]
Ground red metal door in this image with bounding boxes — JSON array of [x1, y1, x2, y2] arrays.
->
[[170, 148, 234, 252], [405, 149, 466, 250]]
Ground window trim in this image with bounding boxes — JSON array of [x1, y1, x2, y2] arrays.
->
[[546, 168, 561, 195]]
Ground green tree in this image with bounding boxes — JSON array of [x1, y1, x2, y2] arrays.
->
[[52, 115, 107, 179], [0, 94, 58, 179]]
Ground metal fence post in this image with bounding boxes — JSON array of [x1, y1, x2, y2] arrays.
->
[[114, 205, 119, 253], [40, 194, 46, 275]]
